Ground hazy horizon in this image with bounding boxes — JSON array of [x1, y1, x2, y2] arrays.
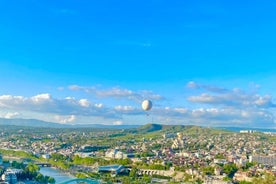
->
[[1, 1, 276, 128]]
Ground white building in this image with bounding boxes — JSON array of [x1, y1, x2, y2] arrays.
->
[[105, 149, 127, 159], [42, 154, 51, 159]]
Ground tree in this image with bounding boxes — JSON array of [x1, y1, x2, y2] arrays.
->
[[11, 161, 24, 169], [202, 166, 214, 176], [223, 163, 238, 178], [48, 176, 56, 184], [215, 153, 225, 159], [24, 163, 40, 179], [239, 181, 252, 184], [129, 167, 138, 178], [141, 175, 151, 183], [242, 162, 254, 171], [252, 173, 276, 184], [35, 173, 44, 183]]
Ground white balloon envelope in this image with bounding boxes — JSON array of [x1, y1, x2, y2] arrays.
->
[[141, 100, 152, 111]]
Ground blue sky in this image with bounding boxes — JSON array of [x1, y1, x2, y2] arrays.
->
[[0, 0, 276, 127]]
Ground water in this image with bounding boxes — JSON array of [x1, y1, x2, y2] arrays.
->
[[39, 167, 75, 183], [39, 167, 100, 184]]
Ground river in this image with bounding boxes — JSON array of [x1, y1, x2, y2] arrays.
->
[[39, 167, 75, 183]]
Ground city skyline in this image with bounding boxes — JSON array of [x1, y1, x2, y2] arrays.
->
[[0, 1, 276, 127]]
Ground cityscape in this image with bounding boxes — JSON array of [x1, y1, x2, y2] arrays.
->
[[1, 0, 276, 183], [0, 124, 275, 183]]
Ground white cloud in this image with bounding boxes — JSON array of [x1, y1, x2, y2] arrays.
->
[[68, 85, 95, 93], [114, 105, 141, 115], [31, 93, 52, 103], [95, 103, 103, 108], [182, 82, 276, 127], [187, 87, 275, 108], [98, 88, 133, 97], [113, 120, 123, 125], [55, 115, 76, 124], [115, 105, 135, 111], [153, 106, 275, 127], [186, 81, 228, 93], [0, 82, 275, 127], [67, 85, 164, 102], [0, 94, 116, 118], [79, 99, 90, 107], [0, 112, 20, 119], [254, 95, 272, 107]]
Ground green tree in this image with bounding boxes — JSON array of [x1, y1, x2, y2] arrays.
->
[[242, 162, 254, 171], [25, 163, 40, 177], [141, 175, 151, 183], [129, 167, 138, 178], [215, 153, 225, 159], [76, 172, 88, 178], [202, 166, 214, 176], [51, 153, 67, 161], [223, 176, 232, 181], [48, 176, 56, 184], [35, 173, 45, 183], [252, 173, 276, 184], [183, 173, 192, 182], [239, 181, 252, 184], [11, 161, 25, 169], [223, 163, 238, 178]]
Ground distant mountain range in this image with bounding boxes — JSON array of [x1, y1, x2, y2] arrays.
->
[[215, 126, 276, 133], [0, 118, 139, 129], [0, 118, 275, 132]]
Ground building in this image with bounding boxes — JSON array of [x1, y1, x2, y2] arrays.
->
[[251, 155, 276, 166], [97, 165, 127, 176], [171, 132, 185, 149], [42, 154, 51, 159], [240, 130, 256, 133], [105, 149, 128, 159], [1, 171, 17, 184]]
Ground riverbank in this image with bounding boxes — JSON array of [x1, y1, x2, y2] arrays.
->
[[39, 167, 75, 183]]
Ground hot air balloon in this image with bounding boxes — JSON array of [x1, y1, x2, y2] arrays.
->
[[141, 100, 152, 111]]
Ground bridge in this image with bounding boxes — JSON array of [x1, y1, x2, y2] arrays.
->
[[57, 178, 100, 184], [138, 169, 174, 177], [35, 163, 52, 167]]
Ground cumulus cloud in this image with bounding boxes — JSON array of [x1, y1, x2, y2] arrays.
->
[[187, 81, 276, 108], [187, 81, 229, 93], [55, 115, 76, 124], [96, 87, 136, 99], [79, 99, 90, 107], [115, 105, 135, 111], [31, 93, 52, 103], [181, 81, 276, 127], [68, 85, 94, 92], [113, 120, 123, 125], [95, 103, 103, 108], [188, 90, 275, 108], [67, 85, 164, 102], [114, 105, 142, 116], [0, 94, 117, 118], [0, 112, 20, 119], [153, 106, 275, 127], [1, 82, 275, 127]]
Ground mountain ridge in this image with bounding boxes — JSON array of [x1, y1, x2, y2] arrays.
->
[[0, 118, 139, 129]]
